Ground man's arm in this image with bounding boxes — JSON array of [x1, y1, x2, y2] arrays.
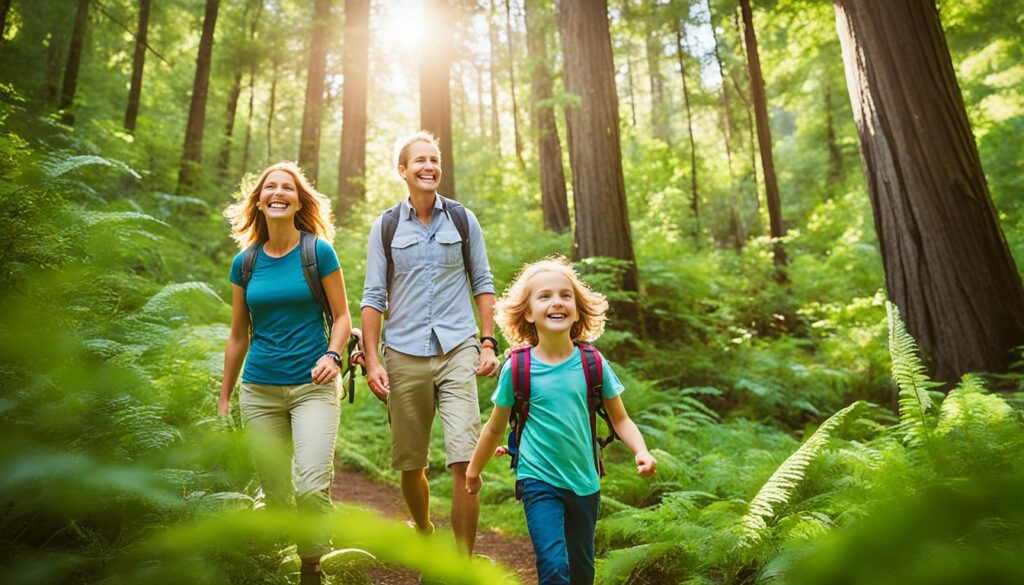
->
[[359, 217, 391, 400], [474, 292, 499, 376], [465, 208, 499, 376]]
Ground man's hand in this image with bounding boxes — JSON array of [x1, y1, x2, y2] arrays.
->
[[635, 451, 657, 478], [365, 359, 390, 402], [465, 473, 483, 495], [476, 346, 499, 377], [217, 395, 231, 416]]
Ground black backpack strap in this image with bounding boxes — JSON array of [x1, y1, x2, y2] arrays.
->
[[240, 243, 260, 290], [439, 195, 473, 283], [299, 231, 333, 333], [380, 202, 403, 294], [577, 342, 615, 478]]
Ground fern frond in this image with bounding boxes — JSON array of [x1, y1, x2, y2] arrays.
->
[[740, 401, 862, 545], [43, 154, 142, 180], [937, 373, 1012, 436], [886, 301, 938, 446], [140, 282, 224, 317]]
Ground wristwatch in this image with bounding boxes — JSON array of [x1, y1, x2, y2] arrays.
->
[[324, 351, 343, 367], [480, 336, 500, 353]]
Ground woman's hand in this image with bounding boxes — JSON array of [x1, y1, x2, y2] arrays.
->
[[311, 355, 340, 385], [635, 451, 657, 478], [465, 473, 483, 495], [217, 395, 231, 416]]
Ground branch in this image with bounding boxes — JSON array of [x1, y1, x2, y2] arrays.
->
[[91, 0, 171, 66]]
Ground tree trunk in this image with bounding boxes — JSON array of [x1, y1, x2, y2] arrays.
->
[[487, 0, 502, 156], [739, 0, 786, 272], [46, 28, 67, 106], [123, 0, 151, 133], [217, 70, 243, 179], [732, 6, 760, 212], [420, 0, 456, 198], [558, 0, 639, 296], [241, 66, 256, 173], [298, 0, 332, 182], [824, 82, 844, 186], [505, 0, 525, 169], [674, 20, 699, 238], [834, 0, 1024, 380], [219, 0, 262, 180], [58, 0, 89, 126], [266, 57, 279, 165], [706, 0, 734, 175], [177, 0, 221, 192], [645, 20, 670, 144], [625, 53, 637, 127], [475, 60, 487, 142], [525, 0, 570, 233], [337, 0, 369, 216]]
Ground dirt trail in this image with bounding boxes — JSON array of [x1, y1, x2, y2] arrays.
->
[[331, 469, 537, 584]]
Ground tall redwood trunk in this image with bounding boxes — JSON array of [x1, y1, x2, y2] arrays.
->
[[645, 17, 670, 144], [834, 0, 1024, 380], [220, 0, 262, 180], [487, 0, 502, 156], [505, 0, 525, 169], [558, 0, 639, 295], [674, 20, 699, 237], [525, 0, 570, 233], [337, 0, 369, 216], [217, 70, 243, 180], [420, 0, 456, 197], [241, 67, 256, 173], [123, 0, 151, 133], [739, 0, 786, 272], [177, 0, 221, 192], [824, 82, 844, 186], [58, 0, 89, 126], [298, 0, 332, 182], [706, 0, 734, 175], [266, 57, 279, 165]]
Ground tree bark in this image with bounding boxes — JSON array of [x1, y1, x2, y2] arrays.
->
[[505, 0, 526, 169], [266, 57, 279, 165], [219, 0, 262, 180], [298, 0, 332, 182], [241, 66, 256, 173], [217, 70, 243, 179], [834, 0, 1024, 380], [824, 82, 844, 186], [337, 0, 369, 216], [739, 0, 786, 272], [487, 0, 502, 156], [525, 0, 570, 233], [123, 0, 151, 133], [58, 0, 89, 126], [625, 53, 637, 127], [674, 19, 699, 238], [706, 0, 734, 175], [420, 0, 456, 198], [558, 0, 639, 296], [645, 17, 670, 144], [177, 0, 221, 192]]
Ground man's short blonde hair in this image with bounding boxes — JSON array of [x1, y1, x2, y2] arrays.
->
[[394, 131, 441, 170]]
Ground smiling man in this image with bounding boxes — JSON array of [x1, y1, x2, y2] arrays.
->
[[359, 131, 499, 554]]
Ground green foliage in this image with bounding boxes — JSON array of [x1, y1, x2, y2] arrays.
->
[[886, 302, 941, 447]]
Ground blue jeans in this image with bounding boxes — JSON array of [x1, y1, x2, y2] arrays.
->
[[519, 478, 600, 585]]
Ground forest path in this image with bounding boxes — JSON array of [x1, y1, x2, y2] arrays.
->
[[331, 469, 537, 584]]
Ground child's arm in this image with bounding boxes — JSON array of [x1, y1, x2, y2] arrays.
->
[[465, 405, 513, 494], [603, 395, 657, 478]]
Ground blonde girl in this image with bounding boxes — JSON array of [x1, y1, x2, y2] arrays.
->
[[465, 257, 655, 585], [219, 162, 351, 585]]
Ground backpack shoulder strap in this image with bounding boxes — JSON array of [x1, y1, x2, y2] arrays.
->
[[576, 341, 615, 477], [300, 231, 333, 331], [380, 202, 403, 293], [240, 242, 260, 290], [440, 195, 474, 284], [507, 346, 532, 474]]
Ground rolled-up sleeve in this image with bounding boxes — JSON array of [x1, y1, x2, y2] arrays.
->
[[465, 208, 495, 296], [360, 216, 388, 313]]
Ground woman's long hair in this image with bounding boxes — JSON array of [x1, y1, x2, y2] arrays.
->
[[224, 162, 335, 248]]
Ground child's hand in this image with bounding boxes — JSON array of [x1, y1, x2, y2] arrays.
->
[[494, 445, 508, 457], [635, 451, 657, 478], [466, 473, 483, 495]]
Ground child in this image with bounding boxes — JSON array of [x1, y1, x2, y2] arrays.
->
[[465, 257, 656, 585]]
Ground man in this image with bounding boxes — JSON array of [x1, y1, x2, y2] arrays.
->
[[359, 131, 500, 554]]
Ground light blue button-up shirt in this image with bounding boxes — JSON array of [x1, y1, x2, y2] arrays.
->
[[361, 195, 495, 357]]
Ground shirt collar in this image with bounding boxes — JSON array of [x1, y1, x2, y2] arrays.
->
[[402, 194, 446, 220]]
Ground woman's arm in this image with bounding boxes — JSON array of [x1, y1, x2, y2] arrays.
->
[[603, 395, 656, 477], [219, 284, 251, 415], [311, 269, 352, 384], [465, 405, 512, 494]]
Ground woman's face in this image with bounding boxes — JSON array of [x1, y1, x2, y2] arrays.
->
[[258, 170, 302, 221]]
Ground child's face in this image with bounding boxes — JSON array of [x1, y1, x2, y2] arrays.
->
[[525, 271, 579, 335]]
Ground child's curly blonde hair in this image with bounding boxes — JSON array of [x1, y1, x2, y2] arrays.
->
[[495, 256, 609, 347]]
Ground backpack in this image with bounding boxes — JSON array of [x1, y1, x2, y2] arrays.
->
[[239, 231, 356, 403], [379, 195, 472, 291], [506, 342, 617, 499]]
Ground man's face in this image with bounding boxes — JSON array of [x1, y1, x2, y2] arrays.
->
[[399, 141, 442, 193]]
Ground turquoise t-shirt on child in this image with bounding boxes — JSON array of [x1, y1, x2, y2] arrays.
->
[[229, 238, 340, 385], [493, 347, 625, 496]]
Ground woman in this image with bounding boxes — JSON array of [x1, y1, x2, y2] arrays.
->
[[219, 162, 351, 585]]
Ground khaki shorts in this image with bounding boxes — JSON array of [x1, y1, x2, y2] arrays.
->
[[385, 338, 481, 470]]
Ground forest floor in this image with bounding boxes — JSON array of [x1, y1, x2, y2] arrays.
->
[[331, 469, 537, 584]]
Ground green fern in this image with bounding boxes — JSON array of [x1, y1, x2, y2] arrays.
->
[[740, 401, 862, 545], [937, 373, 1012, 436], [43, 154, 142, 180], [886, 301, 940, 446]]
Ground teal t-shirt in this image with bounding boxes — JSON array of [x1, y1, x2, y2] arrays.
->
[[229, 238, 341, 385], [492, 347, 625, 496]]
